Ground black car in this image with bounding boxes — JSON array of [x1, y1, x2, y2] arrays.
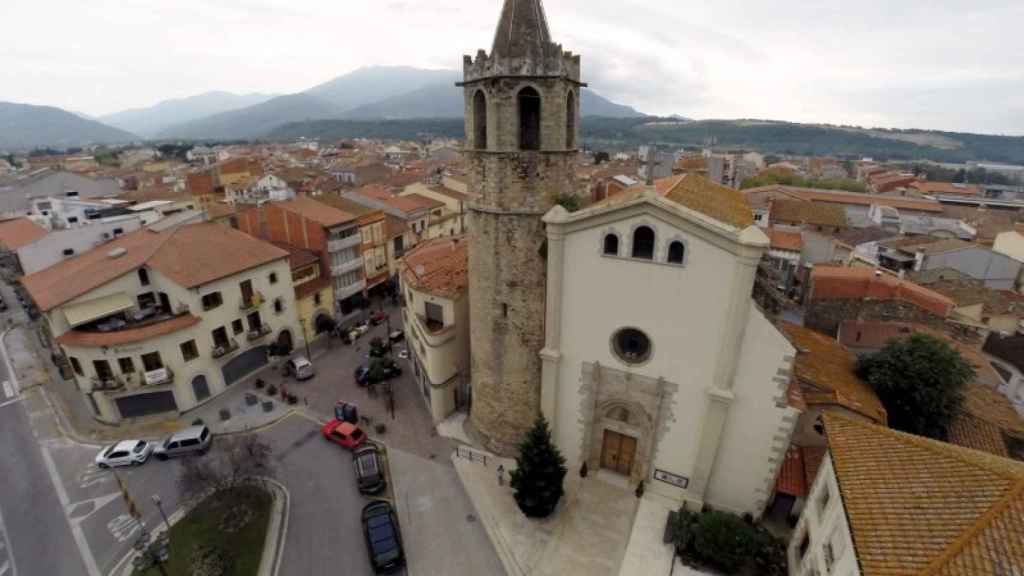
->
[[361, 501, 405, 574], [354, 360, 403, 386], [353, 445, 387, 495]]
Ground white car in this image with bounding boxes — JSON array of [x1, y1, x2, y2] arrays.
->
[[95, 440, 153, 469]]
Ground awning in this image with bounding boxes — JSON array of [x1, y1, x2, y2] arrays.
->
[[63, 293, 135, 328]]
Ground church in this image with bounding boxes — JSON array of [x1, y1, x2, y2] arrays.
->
[[461, 0, 801, 517]]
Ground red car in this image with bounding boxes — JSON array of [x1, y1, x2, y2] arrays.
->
[[321, 419, 367, 450]]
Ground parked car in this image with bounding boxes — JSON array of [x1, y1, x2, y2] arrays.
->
[[388, 330, 404, 344], [354, 360, 402, 386], [353, 445, 387, 495], [95, 440, 153, 468], [153, 425, 211, 460], [369, 310, 388, 326], [285, 356, 315, 381], [361, 501, 405, 574], [321, 419, 367, 450]]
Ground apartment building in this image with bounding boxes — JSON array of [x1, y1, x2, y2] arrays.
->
[[317, 195, 392, 292], [21, 223, 301, 424]]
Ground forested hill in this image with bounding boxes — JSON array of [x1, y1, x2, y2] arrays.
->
[[268, 117, 1024, 165]]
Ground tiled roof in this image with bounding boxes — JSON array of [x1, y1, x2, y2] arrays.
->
[[823, 412, 1024, 575], [402, 236, 468, 298], [779, 322, 886, 423], [295, 276, 331, 301], [606, 174, 756, 229], [771, 199, 848, 228], [832, 227, 897, 248], [744, 185, 945, 213], [22, 223, 287, 312], [775, 444, 808, 497], [767, 228, 803, 252], [384, 193, 444, 216], [276, 196, 356, 228], [316, 195, 379, 218], [271, 242, 321, 271], [911, 181, 981, 196], [56, 314, 201, 348], [928, 279, 1024, 316], [0, 218, 48, 250], [810, 266, 956, 317]]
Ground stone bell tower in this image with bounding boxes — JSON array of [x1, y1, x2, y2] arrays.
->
[[460, 0, 583, 454]]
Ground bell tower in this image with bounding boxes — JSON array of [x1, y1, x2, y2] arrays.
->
[[460, 0, 583, 454]]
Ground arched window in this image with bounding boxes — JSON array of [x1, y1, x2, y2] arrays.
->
[[667, 241, 685, 264], [632, 226, 655, 259], [603, 234, 619, 256], [138, 268, 150, 286], [565, 91, 576, 149], [518, 87, 542, 151], [473, 90, 487, 150]]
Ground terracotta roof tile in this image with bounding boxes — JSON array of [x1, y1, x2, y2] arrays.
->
[[384, 193, 443, 215], [275, 196, 356, 228], [402, 236, 468, 298], [744, 185, 945, 213], [271, 242, 320, 271], [0, 218, 48, 250], [911, 181, 981, 196], [767, 228, 803, 252], [605, 174, 755, 229], [295, 276, 331, 301], [56, 314, 201, 348], [779, 322, 886, 423], [810, 266, 956, 317], [771, 199, 848, 228], [823, 413, 1024, 575], [775, 444, 809, 497]]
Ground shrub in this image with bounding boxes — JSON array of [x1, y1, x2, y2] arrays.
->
[[266, 385, 278, 396], [692, 511, 755, 572]]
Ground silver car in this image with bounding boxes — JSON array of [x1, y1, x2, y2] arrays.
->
[[95, 440, 153, 468], [285, 356, 315, 381], [153, 425, 212, 460]]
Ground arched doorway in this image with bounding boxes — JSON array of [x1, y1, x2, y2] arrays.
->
[[518, 87, 542, 151], [191, 375, 210, 403], [314, 312, 334, 335], [276, 329, 294, 354]]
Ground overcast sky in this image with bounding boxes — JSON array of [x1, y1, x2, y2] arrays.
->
[[3, 0, 1023, 135]]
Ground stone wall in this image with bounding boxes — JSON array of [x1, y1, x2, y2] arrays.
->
[[805, 298, 947, 337]]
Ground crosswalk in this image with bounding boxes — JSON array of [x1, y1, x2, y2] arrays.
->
[[1, 381, 12, 401]]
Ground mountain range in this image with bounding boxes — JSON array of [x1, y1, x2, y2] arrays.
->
[[99, 91, 278, 138], [0, 102, 137, 150]]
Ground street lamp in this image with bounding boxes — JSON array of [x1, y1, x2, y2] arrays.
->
[[131, 526, 170, 576], [152, 494, 170, 532]]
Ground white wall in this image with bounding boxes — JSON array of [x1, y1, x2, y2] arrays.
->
[[788, 455, 860, 576], [18, 216, 143, 274]]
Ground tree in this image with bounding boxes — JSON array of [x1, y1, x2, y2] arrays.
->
[[177, 435, 275, 508], [856, 334, 975, 439], [510, 416, 567, 518], [553, 193, 582, 213], [593, 151, 610, 164]]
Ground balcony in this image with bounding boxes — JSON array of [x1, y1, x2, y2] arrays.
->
[[142, 367, 174, 387], [91, 376, 125, 391], [327, 234, 361, 252], [247, 323, 272, 341], [413, 313, 457, 347], [335, 278, 366, 300], [212, 339, 240, 359], [331, 256, 364, 277], [239, 292, 264, 312]]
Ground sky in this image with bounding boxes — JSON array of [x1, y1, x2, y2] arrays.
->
[[2, 0, 1023, 135]]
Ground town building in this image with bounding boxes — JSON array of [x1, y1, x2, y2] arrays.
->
[[0, 169, 121, 218], [21, 223, 301, 423], [400, 237, 470, 424], [876, 237, 1021, 289], [236, 196, 365, 318], [744, 185, 944, 227], [788, 413, 1024, 576], [272, 243, 335, 345], [17, 217, 143, 274], [317, 195, 392, 292]]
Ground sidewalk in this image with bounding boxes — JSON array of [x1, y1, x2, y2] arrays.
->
[[453, 447, 638, 576]]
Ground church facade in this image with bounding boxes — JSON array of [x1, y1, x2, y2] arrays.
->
[[540, 178, 803, 516], [461, 0, 803, 517]]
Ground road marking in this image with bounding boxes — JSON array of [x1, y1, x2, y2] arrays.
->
[[39, 445, 101, 576], [0, 500, 16, 576], [0, 398, 22, 410], [77, 465, 112, 489], [1, 381, 10, 399], [106, 515, 142, 543], [0, 559, 9, 576]]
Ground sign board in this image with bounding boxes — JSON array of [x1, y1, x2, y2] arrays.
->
[[144, 368, 169, 386], [653, 469, 689, 490]]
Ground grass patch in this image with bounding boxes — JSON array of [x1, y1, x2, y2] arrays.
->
[[135, 485, 272, 576]]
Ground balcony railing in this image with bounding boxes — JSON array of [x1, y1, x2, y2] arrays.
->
[[335, 278, 366, 300], [247, 323, 272, 341], [143, 367, 174, 387], [239, 291, 264, 311], [91, 376, 125, 391], [330, 256, 364, 276], [327, 234, 361, 252], [212, 339, 240, 359]]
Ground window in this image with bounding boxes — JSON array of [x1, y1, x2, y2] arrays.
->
[[201, 291, 223, 311], [393, 236, 405, 256], [138, 268, 150, 286], [118, 357, 135, 374], [667, 241, 685, 265], [502, 303, 509, 318], [93, 360, 113, 380], [232, 319, 244, 335], [314, 292, 322, 306], [211, 326, 229, 348], [114, 227, 124, 235], [473, 90, 488, 150], [613, 328, 652, 364], [247, 311, 262, 332], [269, 272, 278, 285], [138, 292, 156, 309], [141, 352, 163, 372], [823, 541, 835, 572], [565, 91, 576, 149], [180, 340, 199, 362], [632, 226, 655, 259], [62, 248, 75, 257], [425, 302, 444, 331], [274, 298, 284, 314], [518, 87, 542, 151], [818, 484, 832, 520], [70, 357, 83, 376], [603, 234, 619, 256]]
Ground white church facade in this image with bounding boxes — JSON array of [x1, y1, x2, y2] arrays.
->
[[539, 175, 803, 517]]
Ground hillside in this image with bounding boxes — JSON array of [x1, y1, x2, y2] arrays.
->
[[101, 91, 277, 137], [156, 93, 342, 140], [269, 116, 1024, 165], [307, 66, 457, 111], [0, 102, 137, 151]]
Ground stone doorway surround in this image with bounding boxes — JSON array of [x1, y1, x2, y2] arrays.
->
[[580, 362, 678, 485]]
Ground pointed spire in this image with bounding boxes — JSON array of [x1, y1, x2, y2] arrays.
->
[[491, 0, 553, 60]]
